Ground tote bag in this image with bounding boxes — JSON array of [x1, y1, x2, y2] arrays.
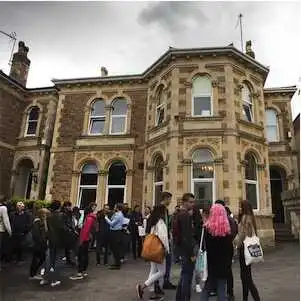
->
[[195, 227, 208, 281], [141, 232, 165, 264], [243, 235, 264, 266]]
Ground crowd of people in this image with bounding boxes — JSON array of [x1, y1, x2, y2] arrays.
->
[[0, 192, 261, 301]]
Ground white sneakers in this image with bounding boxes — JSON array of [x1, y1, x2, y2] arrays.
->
[[196, 284, 202, 293]]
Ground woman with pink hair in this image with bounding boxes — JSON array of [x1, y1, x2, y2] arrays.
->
[[200, 204, 233, 301]]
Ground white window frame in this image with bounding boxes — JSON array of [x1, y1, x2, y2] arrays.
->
[[265, 109, 279, 142], [192, 76, 213, 117], [110, 100, 127, 135], [242, 84, 253, 122], [106, 184, 126, 205], [155, 103, 166, 126], [25, 107, 39, 137], [89, 100, 105, 135], [77, 185, 98, 208]]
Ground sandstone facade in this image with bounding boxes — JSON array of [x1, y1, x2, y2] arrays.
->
[[0, 41, 299, 246]]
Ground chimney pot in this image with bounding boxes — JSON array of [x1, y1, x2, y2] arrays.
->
[[101, 66, 108, 77], [245, 40, 255, 59]]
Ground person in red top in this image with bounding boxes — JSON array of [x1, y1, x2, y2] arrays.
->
[[70, 202, 97, 280]]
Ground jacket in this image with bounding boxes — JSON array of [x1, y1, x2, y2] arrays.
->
[[235, 214, 257, 248], [95, 217, 110, 245], [150, 218, 170, 253], [80, 213, 96, 244], [130, 211, 143, 235], [0, 205, 11, 234], [62, 210, 78, 247], [31, 218, 47, 251], [10, 211, 31, 235], [204, 228, 233, 278], [47, 210, 65, 248], [176, 209, 195, 258]]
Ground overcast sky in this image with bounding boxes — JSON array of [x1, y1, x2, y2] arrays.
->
[[0, 1, 300, 116]]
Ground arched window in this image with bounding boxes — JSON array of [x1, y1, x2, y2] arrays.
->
[[265, 109, 279, 142], [107, 161, 126, 208], [89, 99, 105, 135], [244, 153, 259, 209], [153, 155, 164, 205], [25, 106, 39, 136], [110, 98, 127, 134], [192, 76, 212, 117], [78, 163, 98, 209], [155, 86, 166, 126], [241, 83, 253, 122], [191, 149, 215, 205]]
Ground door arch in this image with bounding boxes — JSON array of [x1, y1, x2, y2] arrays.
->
[[13, 158, 34, 199], [270, 166, 287, 223]]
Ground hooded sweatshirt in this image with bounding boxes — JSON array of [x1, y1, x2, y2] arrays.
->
[[79, 213, 96, 244]]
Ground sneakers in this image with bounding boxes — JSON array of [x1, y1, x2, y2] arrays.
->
[[50, 280, 61, 287], [70, 273, 84, 280], [136, 284, 144, 299], [40, 279, 49, 286], [163, 281, 176, 290], [29, 275, 43, 280], [196, 284, 202, 293], [149, 293, 164, 300], [83, 271, 88, 277]]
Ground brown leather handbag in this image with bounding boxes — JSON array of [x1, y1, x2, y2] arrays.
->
[[141, 233, 165, 264]]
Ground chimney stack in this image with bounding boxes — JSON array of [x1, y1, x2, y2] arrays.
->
[[245, 40, 255, 59], [101, 66, 108, 77], [9, 41, 31, 86]]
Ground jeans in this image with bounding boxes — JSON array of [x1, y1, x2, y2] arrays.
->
[[239, 247, 261, 301], [201, 278, 227, 301], [45, 245, 60, 282], [109, 230, 122, 266], [145, 260, 166, 287], [30, 248, 46, 277], [131, 233, 142, 259], [164, 252, 172, 283], [78, 241, 89, 273], [175, 256, 195, 301]]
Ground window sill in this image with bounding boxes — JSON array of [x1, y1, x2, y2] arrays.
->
[[183, 115, 223, 122], [148, 121, 169, 134], [79, 133, 135, 139], [237, 119, 263, 130]]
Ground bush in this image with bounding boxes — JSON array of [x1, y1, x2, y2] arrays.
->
[[10, 197, 52, 209]]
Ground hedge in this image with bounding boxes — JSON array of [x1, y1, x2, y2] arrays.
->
[[10, 198, 52, 209]]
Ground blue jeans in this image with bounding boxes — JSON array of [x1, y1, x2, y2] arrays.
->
[[175, 256, 195, 301], [164, 252, 172, 282], [201, 278, 227, 301]]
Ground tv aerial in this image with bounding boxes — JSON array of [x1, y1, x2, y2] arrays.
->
[[0, 30, 17, 65]]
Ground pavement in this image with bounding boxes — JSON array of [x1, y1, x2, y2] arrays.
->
[[0, 242, 299, 301]]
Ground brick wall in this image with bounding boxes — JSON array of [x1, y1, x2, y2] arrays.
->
[[0, 147, 14, 197]]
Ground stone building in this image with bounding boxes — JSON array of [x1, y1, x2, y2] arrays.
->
[[0, 40, 299, 246]]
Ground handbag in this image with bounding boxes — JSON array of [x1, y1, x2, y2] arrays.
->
[[141, 225, 165, 264], [243, 234, 264, 266], [195, 227, 208, 281]]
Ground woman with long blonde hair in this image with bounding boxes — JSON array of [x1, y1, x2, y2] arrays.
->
[[29, 208, 50, 280], [200, 204, 233, 301]]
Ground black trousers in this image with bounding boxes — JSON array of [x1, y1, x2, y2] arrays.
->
[[78, 241, 89, 273], [227, 246, 234, 296], [12, 234, 25, 262], [109, 230, 122, 267], [30, 248, 46, 277], [96, 241, 109, 265], [239, 247, 261, 301], [131, 233, 142, 259]]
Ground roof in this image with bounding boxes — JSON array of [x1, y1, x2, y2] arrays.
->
[[293, 113, 300, 131], [0, 70, 26, 91], [264, 86, 297, 94], [52, 45, 270, 85]]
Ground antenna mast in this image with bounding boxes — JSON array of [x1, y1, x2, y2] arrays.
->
[[0, 30, 17, 65], [238, 13, 243, 52]]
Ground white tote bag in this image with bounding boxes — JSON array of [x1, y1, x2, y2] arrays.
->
[[195, 227, 208, 281], [243, 235, 264, 266]]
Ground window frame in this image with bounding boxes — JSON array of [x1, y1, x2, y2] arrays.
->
[[24, 106, 40, 137], [191, 149, 216, 203], [88, 100, 106, 136], [244, 154, 259, 210], [155, 87, 166, 126], [110, 99, 127, 135], [241, 84, 254, 122], [77, 163, 98, 208], [265, 109, 279, 142], [191, 76, 213, 117], [153, 155, 164, 205]]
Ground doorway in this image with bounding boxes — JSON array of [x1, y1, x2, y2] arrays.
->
[[270, 166, 286, 223]]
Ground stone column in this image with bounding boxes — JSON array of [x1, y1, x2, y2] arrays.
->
[[126, 169, 134, 207], [182, 159, 192, 193], [97, 170, 107, 208], [214, 158, 224, 201], [212, 80, 218, 116], [70, 171, 80, 206], [104, 105, 112, 134]]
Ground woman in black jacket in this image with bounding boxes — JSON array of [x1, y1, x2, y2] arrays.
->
[[201, 204, 233, 301], [95, 210, 110, 265], [29, 208, 50, 279]]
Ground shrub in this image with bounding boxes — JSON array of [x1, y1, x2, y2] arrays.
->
[[10, 197, 52, 209]]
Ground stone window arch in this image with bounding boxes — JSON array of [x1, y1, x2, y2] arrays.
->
[[89, 99, 106, 135], [191, 148, 215, 205], [78, 162, 98, 209], [110, 98, 127, 134], [192, 75, 212, 117], [25, 106, 40, 136], [244, 152, 259, 209], [265, 109, 279, 142]]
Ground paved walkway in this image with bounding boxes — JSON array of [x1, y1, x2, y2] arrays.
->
[[0, 242, 299, 301]]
